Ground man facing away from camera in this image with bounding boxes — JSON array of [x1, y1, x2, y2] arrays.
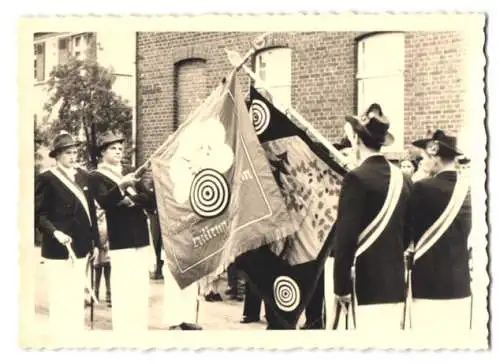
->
[[405, 129, 472, 331], [332, 104, 412, 330]]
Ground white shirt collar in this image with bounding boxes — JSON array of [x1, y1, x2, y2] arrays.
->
[[100, 161, 123, 176], [57, 163, 77, 180]]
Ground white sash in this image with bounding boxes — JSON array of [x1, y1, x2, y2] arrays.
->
[[50, 167, 92, 225], [414, 173, 469, 261], [355, 162, 405, 259], [342, 161, 404, 329], [97, 165, 123, 189], [96, 165, 137, 197], [402, 172, 469, 329]]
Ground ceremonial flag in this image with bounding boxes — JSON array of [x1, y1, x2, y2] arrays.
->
[[234, 87, 347, 329], [150, 71, 296, 289]]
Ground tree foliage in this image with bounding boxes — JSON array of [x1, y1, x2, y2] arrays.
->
[[38, 56, 133, 169]]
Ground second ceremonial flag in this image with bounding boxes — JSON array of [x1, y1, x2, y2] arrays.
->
[[235, 87, 348, 329]]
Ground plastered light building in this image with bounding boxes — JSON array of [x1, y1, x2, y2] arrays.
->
[[32, 31, 137, 170]]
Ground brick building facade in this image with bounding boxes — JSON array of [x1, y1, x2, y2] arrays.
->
[[136, 31, 465, 165]]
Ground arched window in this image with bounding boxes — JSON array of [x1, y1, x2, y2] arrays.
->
[[357, 33, 405, 152], [174, 58, 207, 128], [254, 47, 292, 108]]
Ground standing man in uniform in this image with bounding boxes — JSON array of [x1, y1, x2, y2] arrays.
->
[[90, 130, 155, 333], [406, 129, 472, 330], [35, 131, 99, 334], [333, 105, 412, 330]]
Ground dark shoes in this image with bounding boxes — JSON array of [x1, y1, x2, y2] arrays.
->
[[300, 321, 324, 330], [205, 292, 223, 302], [150, 261, 164, 280], [240, 316, 260, 324], [106, 293, 112, 308], [168, 322, 203, 330]]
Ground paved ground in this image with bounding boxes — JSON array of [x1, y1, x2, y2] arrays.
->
[[32, 256, 284, 334]]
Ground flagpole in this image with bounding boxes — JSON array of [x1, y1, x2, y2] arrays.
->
[[224, 49, 352, 171], [132, 32, 273, 177]]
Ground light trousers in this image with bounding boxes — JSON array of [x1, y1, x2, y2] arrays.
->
[[109, 246, 150, 332], [355, 303, 404, 331], [324, 257, 335, 329], [411, 297, 472, 331], [162, 265, 199, 327], [45, 257, 87, 334]]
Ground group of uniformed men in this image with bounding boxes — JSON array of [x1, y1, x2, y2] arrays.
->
[[323, 104, 472, 331], [34, 101, 473, 333], [35, 130, 200, 334]]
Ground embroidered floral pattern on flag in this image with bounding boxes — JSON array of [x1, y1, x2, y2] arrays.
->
[[234, 87, 347, 329], [248, 89, 346, 264]]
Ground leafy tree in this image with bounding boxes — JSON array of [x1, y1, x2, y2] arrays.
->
[[38, 56, 133, 169]]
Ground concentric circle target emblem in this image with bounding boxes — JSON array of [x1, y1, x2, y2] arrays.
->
[[190, 169, 230, 218], [250, 99, 271, 135], [273, 276, 301, 312]]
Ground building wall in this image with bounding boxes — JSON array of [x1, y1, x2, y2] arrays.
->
[[404, 32, 465, 145], [135, 31, 467, 164]]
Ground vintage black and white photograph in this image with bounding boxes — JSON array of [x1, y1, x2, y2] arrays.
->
[[18, 13, 488, 350]]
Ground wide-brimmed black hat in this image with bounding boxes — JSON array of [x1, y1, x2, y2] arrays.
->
[[48, 131, 81, 158], [97, 130, 125, 152], [412, 129, 462, 158], [345, 104, 394, 147]]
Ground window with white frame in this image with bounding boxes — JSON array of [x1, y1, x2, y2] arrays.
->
[[72, 34, 88, 60], [357, 33, 405, 152], [254, 47, 292, 108], [58, 37, 70, 65], [34, 42, 45, 82]]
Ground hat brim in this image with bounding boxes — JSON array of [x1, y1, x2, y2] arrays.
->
[[48, 141, 81, 158], [345, 115, 394, 147], [98, 138, 125, 152], [411, 138, 463, 157]]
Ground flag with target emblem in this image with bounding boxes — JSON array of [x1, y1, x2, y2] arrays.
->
[[150, 70, 296, 289], [234, 86, 347, 329]]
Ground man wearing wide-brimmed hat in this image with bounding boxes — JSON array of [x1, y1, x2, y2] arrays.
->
[[332, 104, 412, 330], [35, 131, 99, 334], [89, 130, 155, 333], [405, 129, 472, 331]]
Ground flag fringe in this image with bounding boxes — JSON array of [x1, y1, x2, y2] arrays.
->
[[197, 224, 297, 293]]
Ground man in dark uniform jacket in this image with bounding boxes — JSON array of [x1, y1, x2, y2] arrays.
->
[[35, 131, 99, 333], [407, 130, 472, 330], [322, 137, 355, 329], [89, 130, 154, 333], [333, 105, 412, 330]]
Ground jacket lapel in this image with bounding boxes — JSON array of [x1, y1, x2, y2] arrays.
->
[[50, 167, 92, 224]]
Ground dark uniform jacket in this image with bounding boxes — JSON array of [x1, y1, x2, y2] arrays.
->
[[89, 165, 155, 251], [408, 170, 472, 299], [35, 167, 99, 260], [333, 155, 412, 305]]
